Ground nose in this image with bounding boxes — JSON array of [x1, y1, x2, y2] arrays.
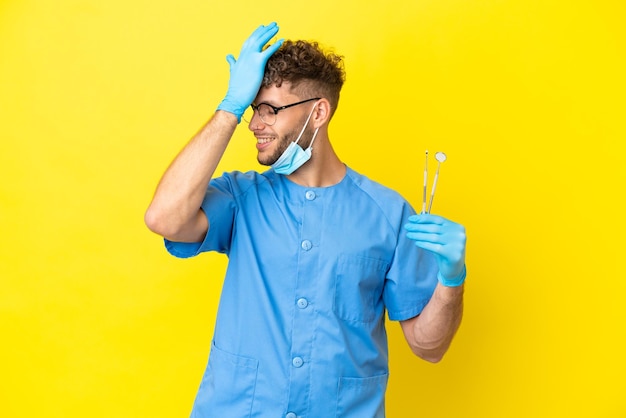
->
[[248, 110, 266, 131]]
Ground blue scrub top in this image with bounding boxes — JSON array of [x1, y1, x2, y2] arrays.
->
[[165, 166, 438, 418]]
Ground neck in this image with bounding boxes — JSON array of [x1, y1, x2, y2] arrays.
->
[[286, 132, 345, 187]]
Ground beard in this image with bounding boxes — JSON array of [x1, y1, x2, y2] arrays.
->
[[258, 118, 316, 167]]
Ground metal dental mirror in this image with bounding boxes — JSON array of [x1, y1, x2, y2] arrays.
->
[[421, 151, 447, 214]]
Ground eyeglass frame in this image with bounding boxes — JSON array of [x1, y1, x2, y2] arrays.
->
[[247, 97, 321, 126]]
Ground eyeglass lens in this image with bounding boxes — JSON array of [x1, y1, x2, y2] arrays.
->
[[255, 104, 277, 125], [243, 103, 276, 125]]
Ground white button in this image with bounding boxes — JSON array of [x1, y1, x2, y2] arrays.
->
[[301, 240, 312, 251], [292, 356, 304, 368], [286, 413, 297, 418], [297, 298, 308, 309], [305, 190, 316, 200]]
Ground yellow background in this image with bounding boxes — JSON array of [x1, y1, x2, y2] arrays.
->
[[1, 0, 625, 416]]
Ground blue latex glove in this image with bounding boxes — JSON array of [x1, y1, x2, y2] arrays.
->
[[217, 22, 284, 122], [404, 214, 467, 286]]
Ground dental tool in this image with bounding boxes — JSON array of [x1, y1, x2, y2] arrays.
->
[[421, 150, 428, 214], [427, 151, 447, 213]]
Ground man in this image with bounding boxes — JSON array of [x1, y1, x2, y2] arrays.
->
[[145, 22, 466, 418]]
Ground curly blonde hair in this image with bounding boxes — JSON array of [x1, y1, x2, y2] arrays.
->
[[263, 40, 346, 117]]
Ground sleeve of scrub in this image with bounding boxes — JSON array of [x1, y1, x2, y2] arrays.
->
[[164, 175, 237, 258], [383, 202, 439, 321]]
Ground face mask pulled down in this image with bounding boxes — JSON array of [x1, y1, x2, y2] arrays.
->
[[272, 102, 320, 175]]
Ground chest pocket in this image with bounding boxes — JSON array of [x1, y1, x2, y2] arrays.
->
[[334, 255, 389, 323]]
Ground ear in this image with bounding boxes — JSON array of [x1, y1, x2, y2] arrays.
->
[[311, 98, 332, 129]]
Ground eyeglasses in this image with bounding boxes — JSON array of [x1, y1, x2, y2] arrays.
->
[[244, 97, 321, 126]]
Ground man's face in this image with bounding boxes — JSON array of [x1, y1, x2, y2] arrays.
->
[[248, 84, 317, 167]]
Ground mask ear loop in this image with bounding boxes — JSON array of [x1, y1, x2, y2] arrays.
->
[[294, 101, 321, 147], [306, 127, 320, 153]]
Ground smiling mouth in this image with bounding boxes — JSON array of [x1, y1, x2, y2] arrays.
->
[[255, 136, 277, 153]]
